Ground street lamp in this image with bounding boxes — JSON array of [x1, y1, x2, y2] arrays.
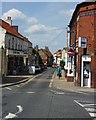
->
[[35, 54, 37, 65]]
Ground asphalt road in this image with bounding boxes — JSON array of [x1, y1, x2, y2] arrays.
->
[[2, 67, 95, 119]]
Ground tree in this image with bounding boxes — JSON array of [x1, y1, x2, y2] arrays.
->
[[60, 60, 65, 69]]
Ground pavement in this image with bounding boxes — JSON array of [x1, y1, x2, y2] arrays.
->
[[51, 69, 96, 93], [0, 75, 35, 88]]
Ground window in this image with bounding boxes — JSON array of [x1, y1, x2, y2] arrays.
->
[[12, 37, 14, 49], [15, 39, 17, 50], [7, 36, 11, 49], [8, 39, 10, 49]]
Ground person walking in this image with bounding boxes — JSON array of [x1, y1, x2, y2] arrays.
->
[[56, 65, 62, 79]]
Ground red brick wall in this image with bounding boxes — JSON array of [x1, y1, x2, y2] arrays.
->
[[78, 5, 96, 87], [91, 40, 96, 88], [77, 55, 81, 86], [70, 3, 96, 87], [67, 76, 74, 82]]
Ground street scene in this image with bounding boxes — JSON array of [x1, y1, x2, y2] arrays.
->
[[0, 0, 96, 119]]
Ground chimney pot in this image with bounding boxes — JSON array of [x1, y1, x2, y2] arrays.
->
[[6, 16, 12, 26], [7, 16, 11, 20]]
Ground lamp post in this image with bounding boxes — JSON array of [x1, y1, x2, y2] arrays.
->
[[35, 54, 37, 65]]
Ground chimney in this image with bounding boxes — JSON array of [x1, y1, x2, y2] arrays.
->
[[34, 45, 38, 52], [6, 16, 12, 26], [12, 26, 18, 32], [45, 46, 49, 51]]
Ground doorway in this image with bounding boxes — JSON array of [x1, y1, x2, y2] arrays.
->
[[83, 62, 91, 87], [81, 55, 91, 87]]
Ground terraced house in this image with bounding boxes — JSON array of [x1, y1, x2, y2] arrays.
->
[[0, 17, 32, 76]]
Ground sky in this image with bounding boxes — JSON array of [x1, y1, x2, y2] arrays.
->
[[1, 1, 85, 54]]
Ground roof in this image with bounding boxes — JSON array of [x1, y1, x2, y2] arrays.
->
[[0, 19, 32, 44], [45, 48, 53, 58], [39, 48, 53, 58], [69, 2, 96, 27], [54, 50, 61, 57], [18, 33, 32, 44], [0, 19, 23, 39], [54, 50, 61, 54]]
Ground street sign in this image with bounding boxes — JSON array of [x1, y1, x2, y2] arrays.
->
[[68, 49, 74, 57], [78, 37, 87, 48]]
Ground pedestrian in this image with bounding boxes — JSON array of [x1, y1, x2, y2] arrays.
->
[[56, 65, 62, 79]]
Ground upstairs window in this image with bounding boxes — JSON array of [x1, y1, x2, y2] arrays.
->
[[12, 37, 14, 49]]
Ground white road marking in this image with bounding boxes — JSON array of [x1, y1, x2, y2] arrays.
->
[[15, 105, 23, 114], [74, 100, 96, 118], [55, 92, 65, 95], [89, 113, 96, 118], [74, 100, 84, 107], [49, 72, 56, 88], [4, 105, 23, 119], [85, 108, 96, 112], [5, 112, 17, 119], [15, 85, 20, 87], [50, 89, 57, 93], [6, 87, 12, 90], [21, 74, 41, 86], [71, 90, 89, 95], [26, 92, 35, 94], [49, 79, 53, 88], [83, 104, 96, 107], [50, 90, 65, 95]]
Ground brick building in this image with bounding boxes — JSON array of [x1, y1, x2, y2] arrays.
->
[[69, 2, 96, 87], [38, 47, 53, 67]]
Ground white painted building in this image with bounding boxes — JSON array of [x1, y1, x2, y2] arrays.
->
[[0, 17, 32, 76], [53, 50, 62, 66]]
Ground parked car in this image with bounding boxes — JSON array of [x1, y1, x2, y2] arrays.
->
[[44, 65, 47, 69], [40, 64, 45, 71], [29, 65, 35, 74], [35, 65, 41, 73]]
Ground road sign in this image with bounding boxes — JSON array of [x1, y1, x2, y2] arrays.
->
[[68, 49, 74, 57], [78, 37, 87, 48]]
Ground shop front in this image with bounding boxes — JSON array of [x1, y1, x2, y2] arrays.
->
[[6, 49, 28, 75]]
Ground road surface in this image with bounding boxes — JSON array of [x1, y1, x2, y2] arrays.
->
[[2, 67, 95, 119]]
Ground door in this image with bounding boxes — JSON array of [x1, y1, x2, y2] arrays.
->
[[83, 62, 91, 87]]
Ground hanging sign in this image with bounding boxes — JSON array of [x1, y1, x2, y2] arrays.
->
[[78, 37, 87, 48]]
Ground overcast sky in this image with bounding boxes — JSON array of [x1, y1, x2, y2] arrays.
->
[[1, 1, 84, 53]]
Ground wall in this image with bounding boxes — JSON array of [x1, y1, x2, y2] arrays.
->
[[70, 3, 96, 87]]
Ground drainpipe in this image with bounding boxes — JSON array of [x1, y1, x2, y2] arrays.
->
[[0, 47, 2, 79]]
